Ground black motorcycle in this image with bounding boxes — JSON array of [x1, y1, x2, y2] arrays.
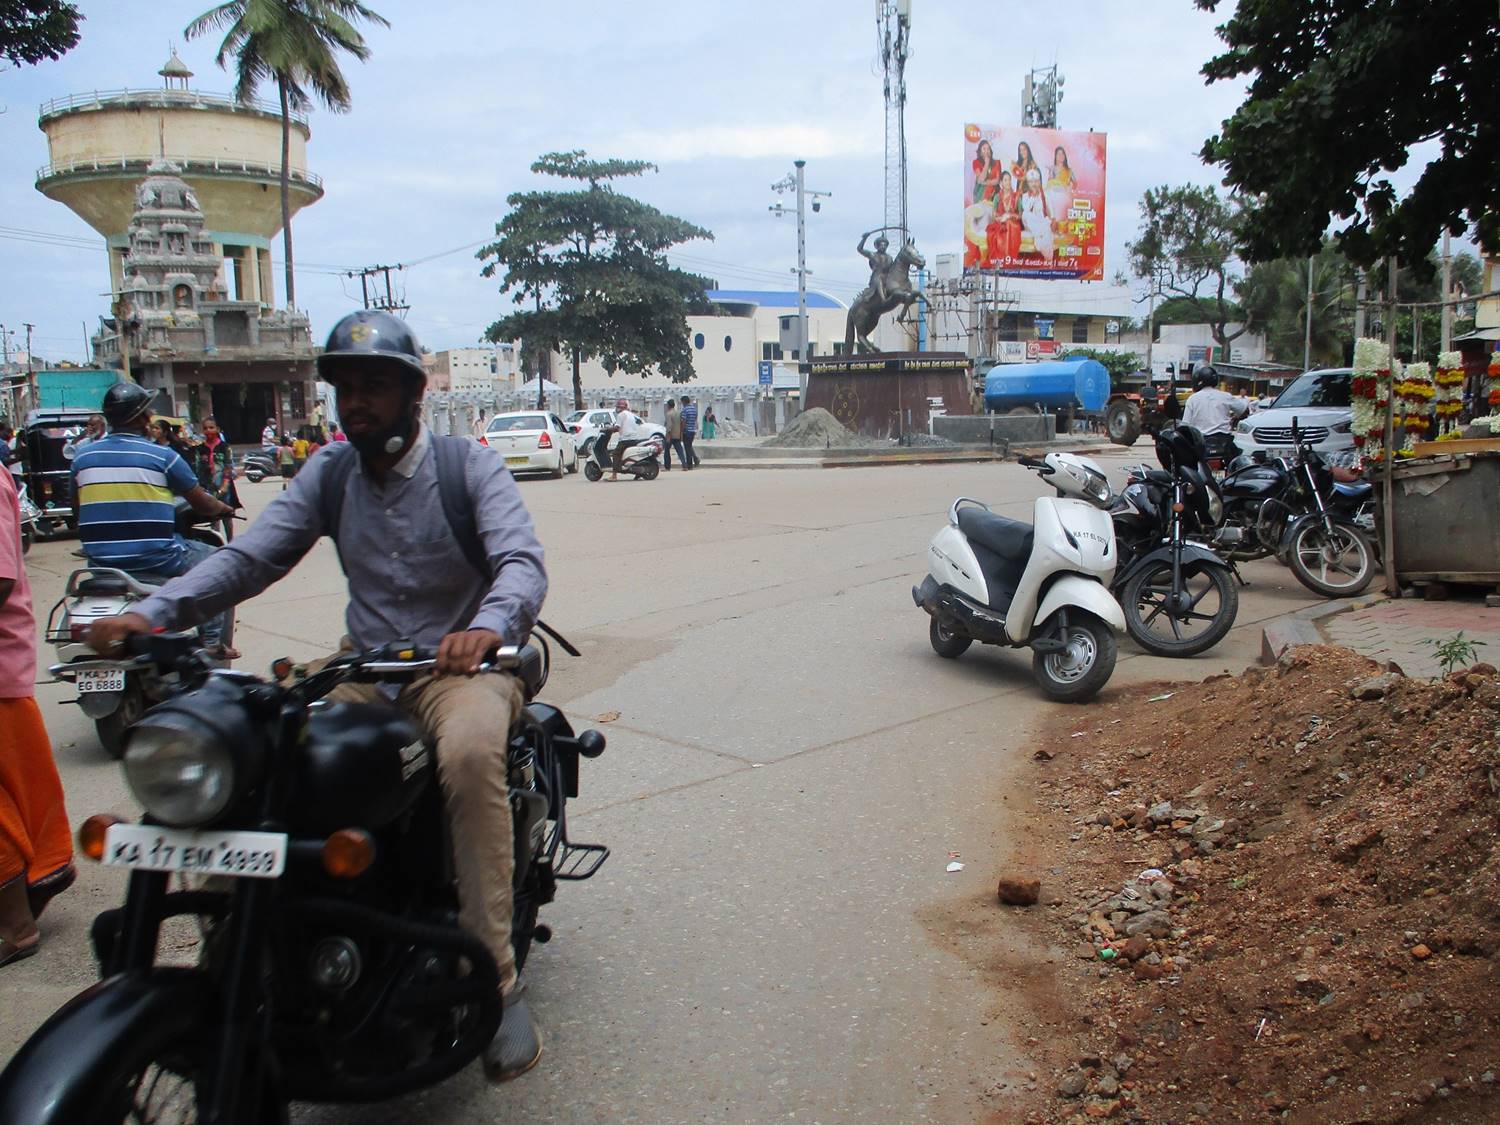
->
[[1218, 420, 1375, 597], [1110, 426, 1240, 657], [0, 633, 607, 1123]]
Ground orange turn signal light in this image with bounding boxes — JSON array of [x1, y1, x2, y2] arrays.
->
[[322, 829, 376, 879], [271, 657, 295, 680], [1172, 502, 1186, 513], [79, 814, 124, 861]]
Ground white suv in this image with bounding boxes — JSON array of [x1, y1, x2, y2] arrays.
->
[[1234, 367, 1354, 459]]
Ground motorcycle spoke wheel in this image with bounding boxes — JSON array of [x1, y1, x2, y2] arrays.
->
[[1288, 523, 1373, 598], [1122, 563, 1238, 657], [126, 1060, 202, 1124]]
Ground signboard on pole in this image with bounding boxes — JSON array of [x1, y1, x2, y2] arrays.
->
[[758, 360, 774, 387], [962, 122, 1107, 281]]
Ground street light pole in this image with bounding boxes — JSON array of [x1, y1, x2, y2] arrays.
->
[[771, 161, 830, 363]]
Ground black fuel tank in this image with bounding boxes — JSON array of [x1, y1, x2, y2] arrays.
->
[[292, 702, 432, 834], [1221, 465, 1285, 499]]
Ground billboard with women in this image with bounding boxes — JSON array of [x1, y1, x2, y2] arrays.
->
[[963, 123, 1107, 280]]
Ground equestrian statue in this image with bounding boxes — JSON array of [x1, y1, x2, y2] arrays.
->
[[844, 230, 926, 354]]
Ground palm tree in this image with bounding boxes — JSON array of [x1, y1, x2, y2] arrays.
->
[[186, 1, 387, 311]]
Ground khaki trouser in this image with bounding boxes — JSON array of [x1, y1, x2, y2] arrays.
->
[[328, 668, 524, 990]]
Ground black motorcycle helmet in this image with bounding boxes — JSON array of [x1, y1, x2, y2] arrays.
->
[[1155, 423, 1209, 471], [316, 310, 427, 390], [101, 381, 154, 428], [1192, 365, 1220, 390]]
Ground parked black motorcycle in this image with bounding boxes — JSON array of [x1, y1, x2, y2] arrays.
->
[[1110, 425, 1239, 657], [0, 632, 607, 1123], [1217, 420, 1375, 597]]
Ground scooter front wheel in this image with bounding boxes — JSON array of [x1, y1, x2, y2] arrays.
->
[[1032, 614, 1116, 702], [583, 460, 603, 482]]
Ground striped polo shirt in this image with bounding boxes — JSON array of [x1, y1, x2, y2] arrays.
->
[[73, 434, 198, 571]]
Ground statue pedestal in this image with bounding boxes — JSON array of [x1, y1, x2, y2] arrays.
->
[[802, 352, 973, 439]]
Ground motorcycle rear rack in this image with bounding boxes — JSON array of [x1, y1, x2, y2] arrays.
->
[[554, 837, 609, 881]]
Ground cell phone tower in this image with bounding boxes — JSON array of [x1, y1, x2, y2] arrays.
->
[[876, 0, 912, 239]]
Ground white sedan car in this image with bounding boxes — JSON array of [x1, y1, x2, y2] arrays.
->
[[480, 411, 579, 477]]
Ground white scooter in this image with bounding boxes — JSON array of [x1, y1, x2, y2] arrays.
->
[[45, 505, 234, 757], [912, 452, 1125, 702]]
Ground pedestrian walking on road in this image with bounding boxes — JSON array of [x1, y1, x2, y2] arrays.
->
[[680, 395, 700, 469], [664, 398, 687, 471], [0, 467, 75, 969]]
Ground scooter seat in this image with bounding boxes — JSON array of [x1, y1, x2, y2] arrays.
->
[[74, 574, 159, 596], [957, 508, 1034, 562]]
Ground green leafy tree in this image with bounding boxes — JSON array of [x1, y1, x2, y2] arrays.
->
[[1238, 243, 1356, 367], [187, 0, 388, 311], [1197, 0, 1500, 271], [478, 151, 714, 410], [0, 0, 80, 65], [1128, 184, 1248, 355]]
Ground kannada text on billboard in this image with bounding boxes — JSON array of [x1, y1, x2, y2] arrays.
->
[[962, 123, 1107, 281]]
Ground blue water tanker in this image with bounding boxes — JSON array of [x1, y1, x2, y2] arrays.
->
[[983, 358, 1109, 414]]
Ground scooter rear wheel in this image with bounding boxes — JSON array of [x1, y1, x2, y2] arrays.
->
[[95, 679, 145, 759], [638, 460, 660, 481], [1032, 614, 1116, 703], [929, 617, 972, 658]]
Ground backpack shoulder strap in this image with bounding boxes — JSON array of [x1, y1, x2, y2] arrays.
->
[[432, 435, 489, 580], [316, 442, 361, 570]]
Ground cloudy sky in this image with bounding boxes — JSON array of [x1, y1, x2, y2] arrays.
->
[[0, 1, 1251, 364]]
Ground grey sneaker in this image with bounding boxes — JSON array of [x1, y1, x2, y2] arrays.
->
[[483, 983, 542, 1082]]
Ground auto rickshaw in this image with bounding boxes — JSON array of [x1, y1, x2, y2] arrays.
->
[[19, 407, 95, 538]]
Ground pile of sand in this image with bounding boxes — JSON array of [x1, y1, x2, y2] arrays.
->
[[764, 408, 875, 448]]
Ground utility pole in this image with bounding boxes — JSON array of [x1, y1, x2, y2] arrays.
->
[[22, 323, 35, 413], [1302, 255, 1315, 371], [1353, 271, 1367, 339], [346, 264, 410, 315], [770, 160, 830, 362], [1440, 231, 1453, 352]]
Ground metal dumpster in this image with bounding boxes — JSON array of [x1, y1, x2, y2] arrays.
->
[[1388, 450, 1500, 584]]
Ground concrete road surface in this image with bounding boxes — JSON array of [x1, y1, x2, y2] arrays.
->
[[1, 451, 1323, 1122]]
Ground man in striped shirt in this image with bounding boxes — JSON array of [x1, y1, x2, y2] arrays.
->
[[679, 395, 700, 470], [73, 384, 236, 653]]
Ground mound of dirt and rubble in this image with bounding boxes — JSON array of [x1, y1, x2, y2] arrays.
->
[[1006, 645, 1500, 1124], [764, 407, 878, 448], [714, 418, 754, 438]]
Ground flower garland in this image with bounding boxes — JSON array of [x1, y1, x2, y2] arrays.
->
[[1394, 361, 1435, 438], [1350, 337, 1392, 462], [1489, 352, 1500, 409], [1434, 349, 1465, 433]]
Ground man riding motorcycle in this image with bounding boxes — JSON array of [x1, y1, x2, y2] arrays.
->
[[1181, 365, 1252, 463], [88, 309, 551, 1082], [73, 383, 237, 656]]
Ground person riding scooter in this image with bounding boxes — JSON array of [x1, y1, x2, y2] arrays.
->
[[86, 309, 551, 1082], [603, 398, 648, 481], [72, 383, 236, 657]]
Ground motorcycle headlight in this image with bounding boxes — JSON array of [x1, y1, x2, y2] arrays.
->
[[121, 678, 265, 828], [124, 714, 236, 828]]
